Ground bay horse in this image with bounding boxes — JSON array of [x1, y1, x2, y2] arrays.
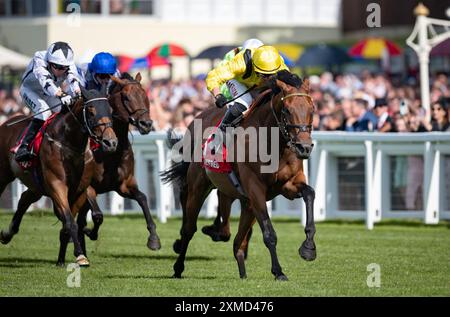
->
[[76, 73, 161, 255], [162, 71, 316, 280], [0, 86, 117, 266]]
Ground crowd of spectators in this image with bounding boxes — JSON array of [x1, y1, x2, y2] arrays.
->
[[1, 71, 449, 133]]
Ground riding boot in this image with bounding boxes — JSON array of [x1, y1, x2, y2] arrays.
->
[[218, 102, 247, 132], [216, 102, 247, 146], [15, 118, 44, 162]]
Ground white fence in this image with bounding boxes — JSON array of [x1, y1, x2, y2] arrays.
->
[[3, 131, 450, 230]]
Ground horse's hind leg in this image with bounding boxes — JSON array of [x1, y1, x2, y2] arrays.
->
[[1, 189, 41, 244], [202, 191, 233, 242], [240, 168, 287, 281], [173, 165, 212, 278], [233, 203, 256, 279], [117, 177, 161, 251], [82, 186, 103, 241]]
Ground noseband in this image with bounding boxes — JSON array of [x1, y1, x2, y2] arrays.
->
[[115, 82, 150, 126], [271, 92, 314, 156]]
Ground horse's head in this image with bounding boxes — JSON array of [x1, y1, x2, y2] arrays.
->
[[273, 72, 315, 159], [110, 73, 153, 135], [79, 85, 118, 153]]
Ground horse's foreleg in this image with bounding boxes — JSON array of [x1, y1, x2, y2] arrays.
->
[[173, 165, 212, 278], [299, 184, 316, 261], [117, 177, 161, 251], [0, 190, 41, 244], [240, 168, 287, 281], [72, 192, 89, 257], [50, 182, 88, 267], [233, 203, 256, 279], [202, 191, 233, 242]]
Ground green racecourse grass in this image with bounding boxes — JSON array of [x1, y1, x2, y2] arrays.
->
[[0, 211, 449, 297]]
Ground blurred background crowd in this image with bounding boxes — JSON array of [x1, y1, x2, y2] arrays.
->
[[2, 70, 449, 133]]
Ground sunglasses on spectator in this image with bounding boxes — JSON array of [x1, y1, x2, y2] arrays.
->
[[50, 63, 69, 71]]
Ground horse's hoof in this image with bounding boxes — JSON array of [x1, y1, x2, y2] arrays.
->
[[83, 228, 98, 241], [56, 261, 65, 268], [299, 241, 316, 261], [147, 236, 161, 251], [201, 225, 230, 242], [173, 239, 182, 254], [76, 255, 90, 267], [240, 274, 247, 279], [275, 275, 289, 281], [0, 230, 12, 245], [172, 273, 182, 279]]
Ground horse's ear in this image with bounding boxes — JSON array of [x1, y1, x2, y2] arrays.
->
[[301, 78, 310, 94], [111, 76, 126, 86], [275, 79, 289, 92], [135, 73, 142, 83]]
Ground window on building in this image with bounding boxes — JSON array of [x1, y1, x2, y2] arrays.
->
[[0, 0, 6, 16], [11, 0, 27, 16], [31, 0, 48, 16], [61, 0, 101, 14]]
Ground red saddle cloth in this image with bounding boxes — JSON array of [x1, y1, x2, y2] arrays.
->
[[202, 119, 232, 174], [10, 113, 59, 170]]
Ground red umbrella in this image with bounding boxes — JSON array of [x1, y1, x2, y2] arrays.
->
[[349, 38, 402, 59], [149, 43, 188, 58]]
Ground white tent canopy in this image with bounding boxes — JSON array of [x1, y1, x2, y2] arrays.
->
[[0, 45, 30, 69]]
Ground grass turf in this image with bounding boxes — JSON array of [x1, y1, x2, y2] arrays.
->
[[0, 211, 449, 297]]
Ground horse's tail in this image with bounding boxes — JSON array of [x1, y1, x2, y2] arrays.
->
[[160, 161, 189, 186], [160, 128, 189, 186], [165, 128, 183, 149]]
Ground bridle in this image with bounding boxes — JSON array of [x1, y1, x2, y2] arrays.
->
[[270, 92, 314, 156], [82, 97, 113, 143], [66, 96, 113, 144], [113, 81, 150, 127]]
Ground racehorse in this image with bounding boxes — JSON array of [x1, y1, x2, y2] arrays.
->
[[0, 86, 117, 266], [76, 73, 161, 255], [162, 70, 316, 280]]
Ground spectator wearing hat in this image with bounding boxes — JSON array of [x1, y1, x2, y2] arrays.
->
[[373, 98, 394, 132]]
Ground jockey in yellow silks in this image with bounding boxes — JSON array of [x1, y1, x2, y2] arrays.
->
[[206, 44, 289, 131]]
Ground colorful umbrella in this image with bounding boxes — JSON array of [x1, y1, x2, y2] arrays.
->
[[149, 43, 188, 58], [349, 38, 402, 59], [274, 44, 304, 62], [117, 54, 169, 73], [297, 44, 351, 68]]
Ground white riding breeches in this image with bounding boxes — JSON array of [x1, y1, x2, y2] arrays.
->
[[20, 86, 62, 121], [226, 79, 254, 110]]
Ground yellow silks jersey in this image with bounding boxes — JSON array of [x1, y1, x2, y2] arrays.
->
[[206, 48, 289, 93]]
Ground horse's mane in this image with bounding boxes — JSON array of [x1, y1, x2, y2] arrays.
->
[[109, 72, 136, 93]]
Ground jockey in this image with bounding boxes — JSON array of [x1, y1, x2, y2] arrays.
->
[[219, 38, 264, 100], [78, 52, 120, 93], [206, 45, 289, 132], [16, 41, 81, 162]]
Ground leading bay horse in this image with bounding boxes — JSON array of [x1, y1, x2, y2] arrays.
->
[[162, 71, 316, 280], [0, 86, 117, 266], [76, 73, 161, 255]]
